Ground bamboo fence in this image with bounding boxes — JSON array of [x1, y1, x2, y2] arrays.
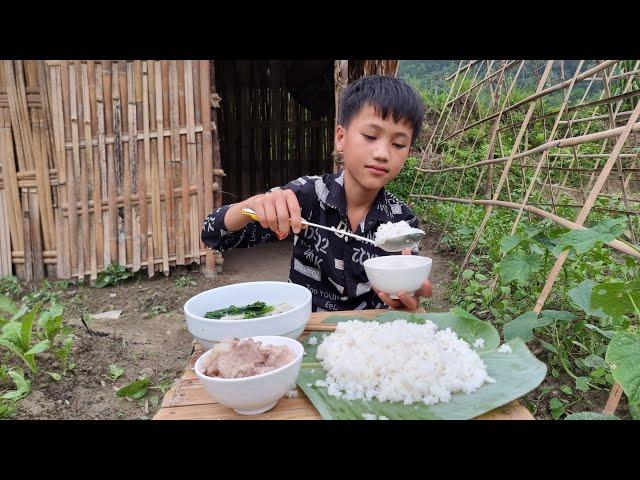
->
[[409, 59, 640, 416], [0, 60, 224, 281]]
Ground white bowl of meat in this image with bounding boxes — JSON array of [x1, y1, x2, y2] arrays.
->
[[184, 281, 312, 349], [194, 335, 304, 415], [364, 255, 433, 300]]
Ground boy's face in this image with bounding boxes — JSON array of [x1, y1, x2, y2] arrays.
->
[[336, 104, 413, 192]]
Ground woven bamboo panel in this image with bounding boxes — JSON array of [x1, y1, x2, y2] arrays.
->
[[0, 60, 223, 280]]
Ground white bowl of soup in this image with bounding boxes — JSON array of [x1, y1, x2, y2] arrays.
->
[[184, 281, 312, 348]]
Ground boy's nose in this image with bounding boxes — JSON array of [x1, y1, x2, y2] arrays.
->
[[372, 145, 390, 161]]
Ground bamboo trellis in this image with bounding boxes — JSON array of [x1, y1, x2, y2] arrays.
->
[[408, 60, 640, 416]]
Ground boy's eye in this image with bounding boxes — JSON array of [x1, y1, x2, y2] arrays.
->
[[393, 143, 407, 149], [362, 134, 376, 141]]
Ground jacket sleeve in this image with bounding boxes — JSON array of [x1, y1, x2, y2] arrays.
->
[[201, 177, 311, 252]]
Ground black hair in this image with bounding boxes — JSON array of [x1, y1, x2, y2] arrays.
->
[[337, 75, 425, 145]]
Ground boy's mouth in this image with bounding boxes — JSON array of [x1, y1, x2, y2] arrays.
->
[[365, 164, 389, 175]]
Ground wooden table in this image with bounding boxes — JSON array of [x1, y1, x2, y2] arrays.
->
[[154, 310, 534, 420]]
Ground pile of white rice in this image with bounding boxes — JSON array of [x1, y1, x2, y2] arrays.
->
[[373, 221, 424, 247], [315, 319, 494, 405]]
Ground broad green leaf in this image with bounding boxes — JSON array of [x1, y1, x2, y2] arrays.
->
[[605, 332, 640, 405], [567, 280, 608, 319], [19, 303, 40, 352], [301, 312, 546, 420], [591, 280, 640, 318], [503, 311, 539, 342], [499, 235, 522, 254], [108, 364, 124, 380], [0, 402, 16, 419], [1, 370, 31, 401], [2, 321, 23, 347], [565, 412, 619, 420], [584, 323, 616, 340], [630, 403, 640, 420], [584, 355, 605, 368], [26, 339, 50, 356], [0, 295, 17, 316], [550, 397, 566, 419], [46, 372, 62, 381], [552, 218, 627, 255], [117, 378, 150, 399], [499, 250, 541, 284], [575, 376, 590, 392], [0, 338, 36, 373], [462, 269, 475, 280], [539, 310, 576, 323]]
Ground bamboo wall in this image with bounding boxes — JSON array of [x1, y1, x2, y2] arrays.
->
[[0, 60, 221, 281]]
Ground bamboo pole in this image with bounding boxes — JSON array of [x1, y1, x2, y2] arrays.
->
[[169, 60, 184, 265], [0, 109, 24, 264], [333, 60, 348, 173], [126, 62, 140, 272], [142, 60, 155, 277], [156, 61, 170, 275], [184, 60, 200, 265], [95, 62, 110, 268], [200, 60, 215, 277], [78, 63, 97, 281], [417, 122, 640, 174], [411, 195, 640, 259]]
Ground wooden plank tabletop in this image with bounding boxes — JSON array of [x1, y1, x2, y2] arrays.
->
[[154, 310, 535, 420]]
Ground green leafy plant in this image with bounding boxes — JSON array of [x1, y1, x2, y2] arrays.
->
[[0, 303, 50, 373], [0, 276, 21, 298], [145, 305, 167, 319], [117, 377, 151, 399], [175, 275, 196, 289], [93, 262, 133, 288], [1, 368, 31, 401]]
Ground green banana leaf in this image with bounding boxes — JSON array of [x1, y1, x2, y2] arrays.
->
[[297, 310, 546, 420]]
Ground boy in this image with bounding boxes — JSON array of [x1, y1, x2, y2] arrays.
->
[[202, 75, 432, 312]]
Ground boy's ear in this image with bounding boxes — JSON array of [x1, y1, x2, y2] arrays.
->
[[335, 125, 345, 152]]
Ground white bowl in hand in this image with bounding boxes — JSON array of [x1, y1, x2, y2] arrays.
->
[[194, 335, 304, 415], [184, 281, 312, 349], [364, 255, 433, 300]]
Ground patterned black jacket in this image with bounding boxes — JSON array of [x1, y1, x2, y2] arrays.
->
[[201, 171, 419, 312]]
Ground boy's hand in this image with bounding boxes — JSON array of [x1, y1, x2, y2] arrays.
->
[[244, 189, 303, 235], [373, 249, 433, 311]]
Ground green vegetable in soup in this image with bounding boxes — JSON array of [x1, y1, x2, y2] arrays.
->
[[204, 301, 275, 319]]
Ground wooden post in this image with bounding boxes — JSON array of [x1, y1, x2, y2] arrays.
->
[[333, 60, 348, 173]]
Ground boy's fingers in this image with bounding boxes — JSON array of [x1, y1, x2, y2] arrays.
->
[[377, 291, 403, 309], [253, 202, 269, 229], [274, 193, 291, 234], [286, 191, 302, 234], [401, 248, 412, 255], [263, 199, 279, 232], [397, 291, 418, 310], [418, 281, 433, 298]]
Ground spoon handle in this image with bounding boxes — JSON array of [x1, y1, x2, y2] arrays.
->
[[241, 207, 376, 245]]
